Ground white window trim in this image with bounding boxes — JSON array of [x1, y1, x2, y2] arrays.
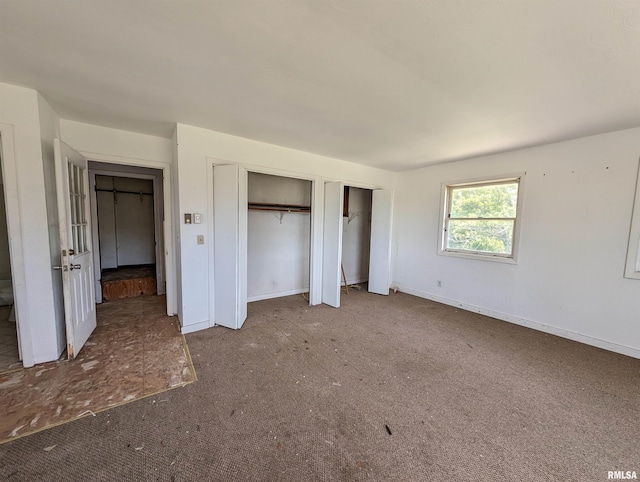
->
[[624, 159, 640, 280], [438, 173, 525, 264]]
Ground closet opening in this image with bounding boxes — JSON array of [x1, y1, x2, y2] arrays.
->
[[89, 162, 165, 304], [247, 172, 312, 303], [340, 186, 372, 296]]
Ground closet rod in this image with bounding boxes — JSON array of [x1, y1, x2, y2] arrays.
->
[[94, 188, 153, 196]]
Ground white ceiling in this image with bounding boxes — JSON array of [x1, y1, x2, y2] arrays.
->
[[1, 1, 639, 171]]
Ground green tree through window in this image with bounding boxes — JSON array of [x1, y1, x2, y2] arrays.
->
[[445, 180, 520, 256]]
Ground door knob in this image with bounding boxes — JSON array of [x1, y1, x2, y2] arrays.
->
[[53, 265, 68, 271], [70, 264, 82, 270]]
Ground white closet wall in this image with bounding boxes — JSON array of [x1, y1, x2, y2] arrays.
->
[[96, 175, 155, 268]]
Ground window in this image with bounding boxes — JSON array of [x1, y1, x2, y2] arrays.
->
[[440, 176, 523, 262], [68, 162, 89, 254]]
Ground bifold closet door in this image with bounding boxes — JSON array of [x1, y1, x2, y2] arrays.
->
[[322, 181, 343, 308], [368, 189, 393, 295], [213, 164, 248, 329]]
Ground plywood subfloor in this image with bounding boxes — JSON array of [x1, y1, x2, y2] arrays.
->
[[102, 265, 157, 301], [0, 296, 195, 444]]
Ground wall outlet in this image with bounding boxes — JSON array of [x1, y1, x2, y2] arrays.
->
[[197, 235, 204, 245], [437, 280, 442, 287]]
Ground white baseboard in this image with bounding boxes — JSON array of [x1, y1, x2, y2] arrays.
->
[[344, 277, 367, 286], [395, 284, 640, 359], [248, 288, 309, 303], [181, 319, 210, 335]]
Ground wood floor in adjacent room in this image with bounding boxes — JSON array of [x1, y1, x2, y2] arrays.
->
[[0, 290, 637, 481], [0, 296, 194, 445]]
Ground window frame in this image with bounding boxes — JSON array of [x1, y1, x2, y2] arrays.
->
[[624, 159, 640, 280], [438, 174, 525, 264]]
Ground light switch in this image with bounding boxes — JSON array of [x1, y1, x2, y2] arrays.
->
[[184, 213, 192, 224], [194, 213, 202, 224], [197, 235, 204, 245]]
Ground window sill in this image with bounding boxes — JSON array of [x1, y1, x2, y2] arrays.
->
[[623, 270, 640, 280], [438, 249, 518, 264]]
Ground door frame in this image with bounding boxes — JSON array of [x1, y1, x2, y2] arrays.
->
[[88, 166, 165, 303], [74, 152, 176, 316], [0, 123, 32, 366]]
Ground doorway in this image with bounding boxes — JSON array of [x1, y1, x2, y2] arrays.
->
[[322, 182, 393, 308], [211, 164, 319, 330], [88, 163, 165, 304], [341, 186, 372, 294]]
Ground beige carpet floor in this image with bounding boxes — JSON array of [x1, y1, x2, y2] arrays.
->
[[0, 290, 637, 481], [0, 296, 195, 445]]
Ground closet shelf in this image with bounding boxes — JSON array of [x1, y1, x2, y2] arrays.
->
[[248, 202, 310, 213]]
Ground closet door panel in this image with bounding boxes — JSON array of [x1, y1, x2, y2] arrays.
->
[[213, 164, 248, 329], [115, 192, 155, 266], [368, 189, 393, 295], [322, 181, 343, 308], [97, 191, 118, 269]]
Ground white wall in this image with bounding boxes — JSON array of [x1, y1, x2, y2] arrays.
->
[[248, 172, 311, 206], [175, 123, 394, 332], [393, 127, 640, 358], [60, 120, 173, 164], [96, 185, 118, 269], [37, 94, 66, 357], [95, 176, 155, 268], [342, 187, 371, 285], [0, 83, 61, 365], [247, 172, 311, 301]]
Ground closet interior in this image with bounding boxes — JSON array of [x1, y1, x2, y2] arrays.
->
[[247, 172, 312, 302]]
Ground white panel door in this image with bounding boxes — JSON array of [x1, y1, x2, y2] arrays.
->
[[213, 164, 248, 329], [54, 139, 97, 359], [369, 189, 393, 295], [322, 181, 343, 307]]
